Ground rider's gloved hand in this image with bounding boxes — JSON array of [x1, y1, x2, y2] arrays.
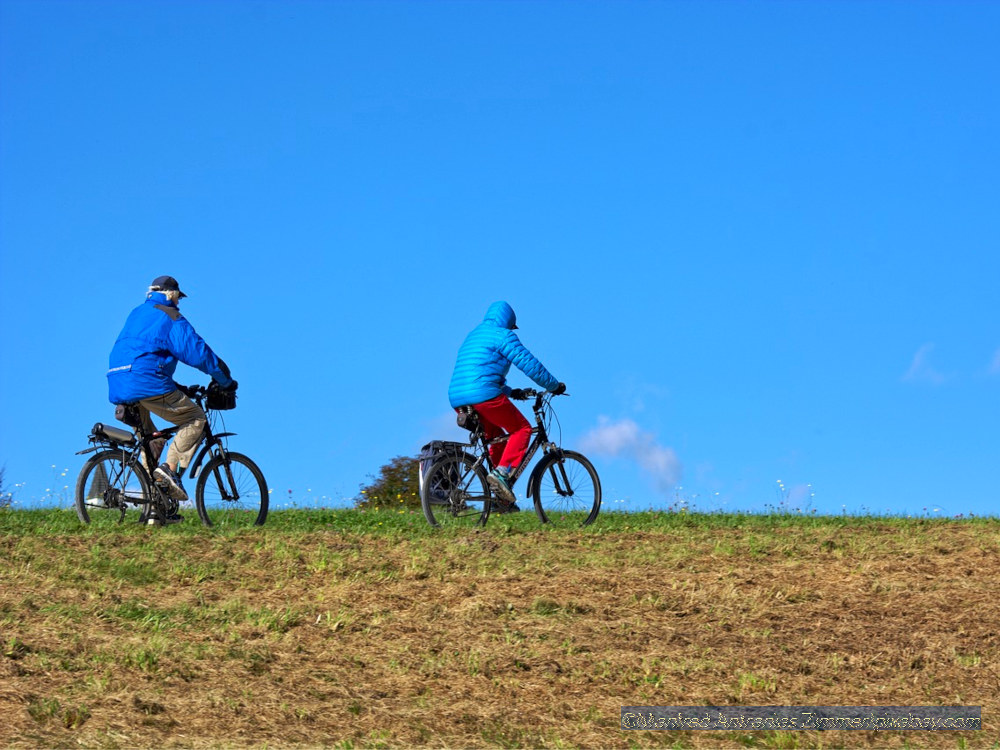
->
[[550, 382, 567, 396], [509, 388, 528, 400]]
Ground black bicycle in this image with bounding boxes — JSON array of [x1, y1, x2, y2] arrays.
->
[[74, 383, 268, 528], [419, 389, 601, 528]]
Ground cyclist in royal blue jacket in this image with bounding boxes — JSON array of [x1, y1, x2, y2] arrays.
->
[[107, 276, 236, 514], [448, 301, 565, 511]]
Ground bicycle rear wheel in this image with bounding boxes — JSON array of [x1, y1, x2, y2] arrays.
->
[[75, 450, 153, 526], [421, 453, 491, 528], [531, 450, 601, 527], [195, 452, 268, 528]]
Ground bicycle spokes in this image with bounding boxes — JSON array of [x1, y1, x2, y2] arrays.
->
[[210, 462, 239, 501], [532, 451, 601, 527], [195, 453, 268, 528], [86, 461, 110, 500], [75, 450, 155, 526], [420, 454, 490, 528]]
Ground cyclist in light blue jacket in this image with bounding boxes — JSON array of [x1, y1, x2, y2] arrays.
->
[[448, 301, 565, 510]]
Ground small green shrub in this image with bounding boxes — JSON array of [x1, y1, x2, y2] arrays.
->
[[355, 456, 420, 510]]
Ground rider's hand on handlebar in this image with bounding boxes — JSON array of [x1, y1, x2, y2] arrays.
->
[[509, 388, 529, 401], [550, 382, 567, 396]]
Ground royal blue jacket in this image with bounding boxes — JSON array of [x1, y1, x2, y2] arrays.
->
[[107, 292, 233, 404], [448, 301, 559, 408]]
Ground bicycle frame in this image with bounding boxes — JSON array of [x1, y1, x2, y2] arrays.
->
[[184, 394, 247, 503], [77, 383, 268, 528], [78, 389, 238, 501], [464, 392, 562, 488], [423, 388, 600, 527], [187, 429, 236, 479]]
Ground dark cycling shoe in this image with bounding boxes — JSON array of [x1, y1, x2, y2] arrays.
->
[[154, 464, 188, 501], [493, 501, 521, 514]]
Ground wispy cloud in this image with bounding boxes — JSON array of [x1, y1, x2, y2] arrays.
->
[[614, 379, 670, 413], [990, 349, 1000, 376], [902, 343, 947, 385], [579, 417, 681, 494]]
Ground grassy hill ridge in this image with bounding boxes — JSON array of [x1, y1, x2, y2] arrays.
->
[[1, 510, 996, 748]]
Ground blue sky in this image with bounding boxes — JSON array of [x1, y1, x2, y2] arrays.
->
[[1, 0, 997, 517]]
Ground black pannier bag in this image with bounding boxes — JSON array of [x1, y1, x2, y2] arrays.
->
[[418, 441, 467, 499]]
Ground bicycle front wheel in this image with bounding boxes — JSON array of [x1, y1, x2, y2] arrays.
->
[[421, 453, 490, 528], [195, 452, 268, 528], [532, 450, 601, 527], [75, 450, 153, 526]]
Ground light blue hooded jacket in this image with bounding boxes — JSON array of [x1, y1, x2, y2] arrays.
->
[[448, 301, 559, 408]]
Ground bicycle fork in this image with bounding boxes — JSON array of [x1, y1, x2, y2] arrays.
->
[[208, 450, 241, 502], [546, 456, 575, 498]]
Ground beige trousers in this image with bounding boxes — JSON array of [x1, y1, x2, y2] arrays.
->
[[137, 389, 207, 470]]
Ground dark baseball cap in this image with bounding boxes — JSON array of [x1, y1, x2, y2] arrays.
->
[[150, 275, 187, 298]]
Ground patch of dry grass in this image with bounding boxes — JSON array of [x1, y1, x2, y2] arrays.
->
[[1, 514, 997, 748]]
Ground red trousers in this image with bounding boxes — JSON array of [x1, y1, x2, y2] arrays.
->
[[462, 394, 531, 471]]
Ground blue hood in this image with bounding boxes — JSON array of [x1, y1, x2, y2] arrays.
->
[[483, 301, 517, 330]]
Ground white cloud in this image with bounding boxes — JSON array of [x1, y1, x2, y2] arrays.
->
[[902, 343, 947, 385], [579, 417, 681, 493]]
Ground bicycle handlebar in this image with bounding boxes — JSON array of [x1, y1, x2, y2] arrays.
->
[[177, 381, 237, 400], [177, 383, 207, 399], [511, 387, 568, 401]]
